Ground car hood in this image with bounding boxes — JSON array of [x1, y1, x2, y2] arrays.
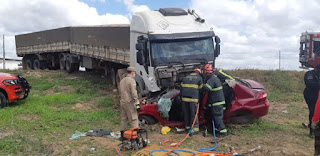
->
[[243, 79, 265, 89], [0, 73, 17, 80]]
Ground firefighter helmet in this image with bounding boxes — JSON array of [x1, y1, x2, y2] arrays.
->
[[204, 64, 213, 74], [194, 68, 202, 74]]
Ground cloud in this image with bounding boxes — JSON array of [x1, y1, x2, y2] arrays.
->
[[123, 0, 150, 15], [0, 0, 130, 59], [190, 0, 320, 70]]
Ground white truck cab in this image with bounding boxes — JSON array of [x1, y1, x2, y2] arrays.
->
[[130, 8, 220, 94]]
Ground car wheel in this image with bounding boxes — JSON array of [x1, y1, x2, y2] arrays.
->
[[230, 110, 254, 124], [139, 115, 157, 126], [0, 92, 7, 108]]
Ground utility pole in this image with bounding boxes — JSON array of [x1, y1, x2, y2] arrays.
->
[[278, 50, 281, 70], [2, 35, 5, 69]]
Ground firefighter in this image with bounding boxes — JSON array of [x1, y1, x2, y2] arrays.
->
[[311, 91, 320, 155], [203, 64, 228, 137], [119, 66, 140, 131], [181, 68, 203, 133], [214, 69, 235, 109], [304, 64, 320, 138]]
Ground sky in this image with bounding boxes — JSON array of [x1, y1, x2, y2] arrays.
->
[[1, 0, 320, 70]]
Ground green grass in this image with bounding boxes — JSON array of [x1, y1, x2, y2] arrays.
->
[[229, 70, 305, 102], [0, 70, 118, 155], [229, 119, 287, 137], [0, 69, 312, 155]]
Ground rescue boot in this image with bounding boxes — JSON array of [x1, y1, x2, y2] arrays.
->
[[192, 127, 200, 136], [216, 129, 228, 137]]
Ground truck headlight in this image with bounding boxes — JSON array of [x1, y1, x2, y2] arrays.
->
[[3, 79, 18, 86]]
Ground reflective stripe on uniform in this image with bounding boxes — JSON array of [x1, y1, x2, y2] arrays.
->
[[205, 84, 223, 91], [208, 101, 226, 107], [220, 129, 227, 133], [182, 83, 202, 89], [181, 97, 199, 103], [181, 83, 199, 89], [219, 69, 234, 80], [198, 84, 203, 89]]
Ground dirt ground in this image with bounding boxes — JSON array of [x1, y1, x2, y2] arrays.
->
[[0, 70, 313, 155], [62, 100, 313, 156]]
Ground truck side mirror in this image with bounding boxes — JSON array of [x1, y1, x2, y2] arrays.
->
[[215, 36, 221, 44], [214, 36, 221, 57], [214, 44, 220, 57], [136, 43, 144, 51], [137, 51, 144, 65]]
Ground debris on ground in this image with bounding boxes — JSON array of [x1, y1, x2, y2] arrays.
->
[[248, 145, 262, 153], [282, 110, 288, 114], [86, 129, 112, 137], [161, 126, 171, 135], [108, 131, 121, 140], [175, 127, 185, 133], [70, 131, 87, 140]]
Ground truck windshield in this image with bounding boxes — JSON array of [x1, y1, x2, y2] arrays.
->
[[150, 37, 214, 66]]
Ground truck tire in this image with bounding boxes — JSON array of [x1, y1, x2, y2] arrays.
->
[[33, 59, 41, 70], [60, 57, 65, 70], [111, 68, 116, 86], [0, 92, 7, 108], [65, 57, 75, 73], [26, 59, 33, 70]]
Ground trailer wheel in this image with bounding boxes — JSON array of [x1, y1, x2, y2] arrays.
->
[[65, 57, 75, 73], [59, 57, 66, 70], [33, 59, 41, 70], [111, 68, 116, 87], [26, 59, 33, 70], [0, 92, 7, 108]]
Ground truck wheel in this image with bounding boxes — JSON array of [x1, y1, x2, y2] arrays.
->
[[65, 57, 75, 73], [0, 92, 7, 108], [111, 68, 116, 86], [26, 59, 33, 70], [59, 57, 65, 70], [139, 115, 157, 126], [33, 59, 41, 70]]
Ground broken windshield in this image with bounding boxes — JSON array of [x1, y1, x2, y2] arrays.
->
[[150, 37, 214, 66]]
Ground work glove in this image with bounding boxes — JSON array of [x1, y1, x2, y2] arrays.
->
[[311, 121, 319, 130], [135, 101, 141, 111]]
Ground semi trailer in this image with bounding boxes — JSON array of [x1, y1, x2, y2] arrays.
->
[[15, 8, 221, 97]]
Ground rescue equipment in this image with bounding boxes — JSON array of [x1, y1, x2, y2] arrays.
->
[[116, 128, 148, 156]]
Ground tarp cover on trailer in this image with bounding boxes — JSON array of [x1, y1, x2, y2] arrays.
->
[[15, 25, 130, 49]]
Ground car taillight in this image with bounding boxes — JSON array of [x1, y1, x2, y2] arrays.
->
[[260, 92, 267, 99]]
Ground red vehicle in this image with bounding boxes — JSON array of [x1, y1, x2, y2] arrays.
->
[[299, 32, 320, 68], [138, 78, 269, 126], [0, 73, 31, 108]]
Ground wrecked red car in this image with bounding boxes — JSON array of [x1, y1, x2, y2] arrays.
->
[[138, 78, 269, 126], [0, 73, 31, 108]]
